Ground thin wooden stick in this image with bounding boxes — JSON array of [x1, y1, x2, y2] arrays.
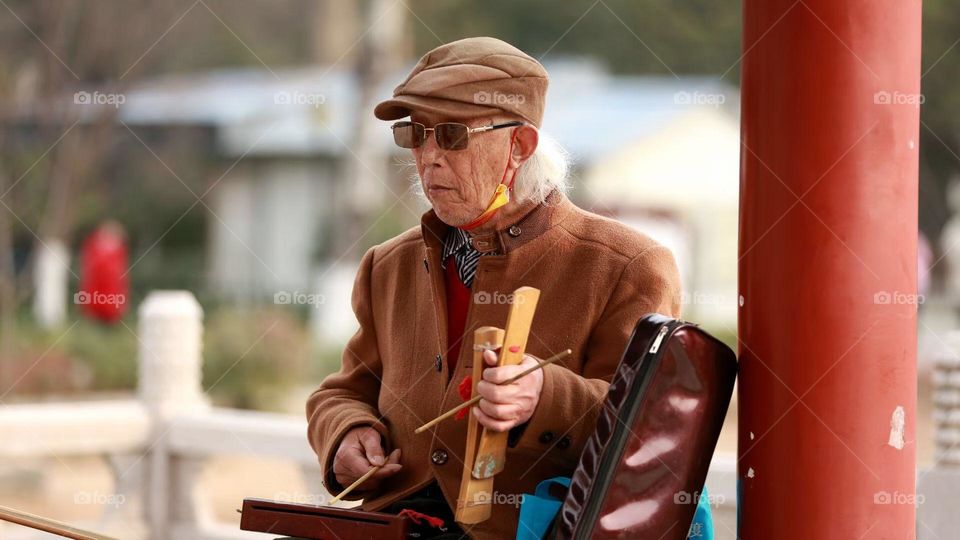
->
[[328, 464, 383, 504], [0, 504, 118, 540], [415, 349, 572, 434]]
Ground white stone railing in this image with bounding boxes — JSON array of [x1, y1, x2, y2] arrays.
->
[[0, 291, 325, 540], [918, 333, 960, 539]]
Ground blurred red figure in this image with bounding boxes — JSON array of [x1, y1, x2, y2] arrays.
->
[[77, 221, 129, 323]]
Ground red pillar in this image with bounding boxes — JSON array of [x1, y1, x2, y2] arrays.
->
[[738, 0, 921, 537]]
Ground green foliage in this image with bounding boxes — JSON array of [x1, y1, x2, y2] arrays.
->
[[62, 318, 139, 391], [2, 307, 326, 412], [918, 0, 960, 241], [410, 0, 741, 76], [201, 307, 315, 411], [2, 316, 137, 397]]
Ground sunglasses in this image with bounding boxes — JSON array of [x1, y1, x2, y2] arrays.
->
[[391, 120, 523, 150]]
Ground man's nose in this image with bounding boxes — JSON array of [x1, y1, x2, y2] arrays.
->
[[419, 131, 444, 164]]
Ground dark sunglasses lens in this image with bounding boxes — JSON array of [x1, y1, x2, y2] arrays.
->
[[392, 122, 424, 148], [435, 123, 470, 150]]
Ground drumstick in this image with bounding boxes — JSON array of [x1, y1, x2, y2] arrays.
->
[[414, 349, 572, 434], [0, 504, 118, 540], [329, 464, 383, 504]]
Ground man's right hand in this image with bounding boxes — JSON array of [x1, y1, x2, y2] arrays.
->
[[332, 426, 402, 493]]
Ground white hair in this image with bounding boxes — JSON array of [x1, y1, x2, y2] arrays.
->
[[404, 130, 571, 206], [511, 131, 572, 204]]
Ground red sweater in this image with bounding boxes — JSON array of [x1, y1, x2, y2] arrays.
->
[[444, 256, 471, 378]]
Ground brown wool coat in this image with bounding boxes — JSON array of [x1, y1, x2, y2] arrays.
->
[[306, 189, 682, 539]]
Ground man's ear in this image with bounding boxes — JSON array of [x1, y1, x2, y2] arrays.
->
[[510, 125, 539, 168]]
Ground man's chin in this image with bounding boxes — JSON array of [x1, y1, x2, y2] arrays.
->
[[432, 206, 476, 228]]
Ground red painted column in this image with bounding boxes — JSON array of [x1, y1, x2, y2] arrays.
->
[[738, 0, 921, 538]]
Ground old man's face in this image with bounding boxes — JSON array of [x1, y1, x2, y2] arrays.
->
[[410, 111, 519, 227]]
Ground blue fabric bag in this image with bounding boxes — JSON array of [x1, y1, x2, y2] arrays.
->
[[515, 476, 570, 540], [686, 487, 715, 539]]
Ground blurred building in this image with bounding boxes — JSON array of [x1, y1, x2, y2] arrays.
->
[[543, 59, 740, 330]]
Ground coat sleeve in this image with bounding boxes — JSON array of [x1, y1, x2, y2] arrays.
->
[[510, 244, 682, 465], [306, 245, 391, 499]]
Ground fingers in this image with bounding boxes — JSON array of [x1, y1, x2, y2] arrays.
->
[[476, 378, 521, 404], [472, 404, 516, 432], [357, 428, 386, 466], [334, 447, 402, 489], [367, 448, 403, 481], [333, 427, 399, 489], [334, 438, 369, 472], [476, 395, 523, 421], [474, 353, 544, 431], [482, 364, 527, 385], [482, 348, 499, 366], [481, 353, 541, 384]]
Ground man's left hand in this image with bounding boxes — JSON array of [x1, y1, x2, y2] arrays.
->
[[473, 349, 544, 432]]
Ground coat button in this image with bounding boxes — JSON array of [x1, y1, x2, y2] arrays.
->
[[538, 431, 555, 444], [557, 436, 571, 450], [435, 354, 442, 371], [431, 449, 448, 465], [508, 225, 522, 237]]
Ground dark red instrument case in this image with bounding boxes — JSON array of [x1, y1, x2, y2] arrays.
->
[[552, 313, 738, 539]]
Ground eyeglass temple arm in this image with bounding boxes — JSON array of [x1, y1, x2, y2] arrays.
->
[[469, 121, 524, 133]]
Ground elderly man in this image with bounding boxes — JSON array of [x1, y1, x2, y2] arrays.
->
[[306, 36, 681, 539]]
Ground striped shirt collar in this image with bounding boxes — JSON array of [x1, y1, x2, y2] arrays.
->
[[441, 226, 474, 265], [441, 226, 497, 287]]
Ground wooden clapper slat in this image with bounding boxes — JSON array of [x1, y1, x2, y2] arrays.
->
[[456, 286, 540, 524]]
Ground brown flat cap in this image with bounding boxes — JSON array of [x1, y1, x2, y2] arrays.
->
[[374, 36, 548, 127]]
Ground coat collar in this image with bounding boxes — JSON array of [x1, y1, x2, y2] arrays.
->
[[420, 188, 572, 256]]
